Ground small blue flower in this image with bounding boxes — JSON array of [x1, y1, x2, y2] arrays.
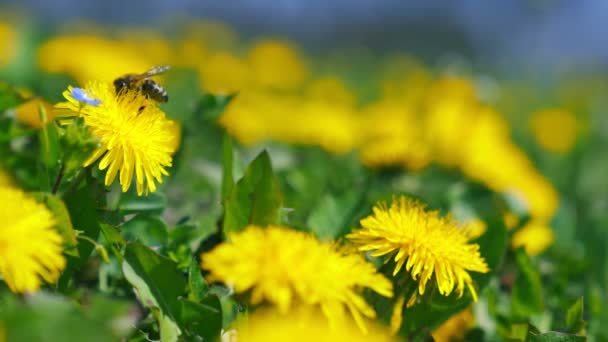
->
[[71, 87, 102, 106]]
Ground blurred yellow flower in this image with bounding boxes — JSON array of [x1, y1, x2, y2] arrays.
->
[[0, 21, 17, 67], [14, 97, 55, 128], [201, 225, 393, 333], [347, 196, 489, 302], [219, 91, 359, 153], [38, 35, 152, 84], [423, 77, 480, 167], [432, 307, 475, 342], [0, 186, 65, 293], [248, 39, 307, 90], [116, 29, 172, 65], [511, 220, 554, 256], [166, 120, 182, 154], [530, 109, 578, 154], [56, 81, 175, 195], [199, 52, 251, 94], [380, 54, 431, 104], [181, 19, 238, 51], [234, 307, 398, 342], [358, 101, 431, 170], [306, 77, 356, 108], [463, 218, 487, 240]]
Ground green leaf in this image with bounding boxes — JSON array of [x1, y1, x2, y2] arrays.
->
[[307, 191, 360, 240], [188, 258, 209, 302], [528, 331, 586, 342], [0, 292, 131, 342], [31, 192, 79, 257], [99, 223, 126, 263], [38, 107, 61, 190], [197, 93, 236, 121], [58, 180, 102, 290], [179, 296, 222, 341], [122, 215, 169, 247], [123, 242, 187, 342], [223, 150, 283, 234], [221, 134, 234, 201], [118, 191, 167, 214], [512, 248, 544, 318], [0, 81, 25, 112], [565, 297, 586, 334]]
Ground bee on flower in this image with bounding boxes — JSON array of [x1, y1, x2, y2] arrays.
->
[[55, 70, 177, 195]]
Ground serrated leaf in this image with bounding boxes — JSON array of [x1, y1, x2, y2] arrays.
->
[[123, 242, 186, 342], [224, 150, 283, 234], [512, 248, 544, 318], [179, 296, 222, 341], [31, 192, 79, 257], [565, 297, 585, 334]]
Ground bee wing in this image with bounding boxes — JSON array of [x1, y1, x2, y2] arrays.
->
[[140, 65, 171, 78]]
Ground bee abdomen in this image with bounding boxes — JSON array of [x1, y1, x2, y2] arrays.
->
[[141, 79, 169, 103]]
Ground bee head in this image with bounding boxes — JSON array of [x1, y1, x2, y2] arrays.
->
[[113, 78, 129, 94]]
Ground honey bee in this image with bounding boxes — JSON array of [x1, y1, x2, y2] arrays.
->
[[113, 65, 170, 102]]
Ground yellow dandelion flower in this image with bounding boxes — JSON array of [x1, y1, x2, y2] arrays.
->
[[234, 307, 398, 342], [432, 307, 475, 342], [347, 196, 489, 301], [55, 81, 175, 196], [530, 108, 578, 154], [201, 225, 393, 333], [0, 186, 66, 293], [37, 35, 152, 84], [511, 220, 554, 256], [0, 21, 17, 67], [248, 39, 307, 90], [198, 52, 251, 94], [358, 100, 431, 170], [306, 77, 356, 108]]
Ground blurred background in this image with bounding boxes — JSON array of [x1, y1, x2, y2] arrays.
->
[[2, 0, 608, 73]]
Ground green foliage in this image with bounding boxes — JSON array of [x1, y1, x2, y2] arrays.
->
[[223, 150, 283, 234], [512, 248, 545, 318], [0, 32, 604, 341]]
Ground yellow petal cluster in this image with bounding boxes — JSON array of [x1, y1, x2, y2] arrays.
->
[[347, 196, 489, 301], [37, 35, 154, 84], [432, 307, 476, 342], [0, 186, 65, 293], [233, 307, 398, 342], [201, 225, 393, 333], [55, 81, 175, 195]]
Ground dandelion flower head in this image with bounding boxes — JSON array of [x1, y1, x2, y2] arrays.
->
[[0, 186, 65, 293], [347, 196, 489, 301], [56, 81, 175, 195], [201, 225, 393, 333], [234, 307, 398, 342]]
